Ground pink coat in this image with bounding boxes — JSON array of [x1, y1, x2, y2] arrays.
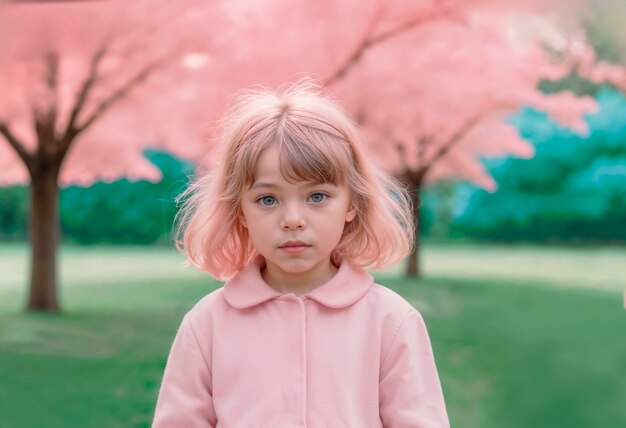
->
[[153, 255, 450, 427]]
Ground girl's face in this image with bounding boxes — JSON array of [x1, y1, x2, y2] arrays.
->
[[238, 144, 356, 292]]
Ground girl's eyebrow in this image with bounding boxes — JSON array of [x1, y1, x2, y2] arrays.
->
[[249, 181, 330, 191]]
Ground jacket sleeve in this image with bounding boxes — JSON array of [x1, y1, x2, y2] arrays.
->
[[379, 308, 450, 428], [152, 314, 217, 428]]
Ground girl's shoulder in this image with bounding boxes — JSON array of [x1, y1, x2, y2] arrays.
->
[[365, 281, 423, 321], [183, 286, 227, 323], [364, 283, 431, 355]]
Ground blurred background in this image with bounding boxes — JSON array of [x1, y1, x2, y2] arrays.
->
[[0, 0, 625, 427]]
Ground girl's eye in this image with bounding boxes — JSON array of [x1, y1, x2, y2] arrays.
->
[[308, 192, 328, 203], [256, 193, 328, 206], [258, 195, 277, 206]]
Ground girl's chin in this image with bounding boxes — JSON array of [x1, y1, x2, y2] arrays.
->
[[264, 258, 317, 273]]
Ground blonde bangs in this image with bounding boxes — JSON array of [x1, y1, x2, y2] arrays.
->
[[230, 109, 354, 189]]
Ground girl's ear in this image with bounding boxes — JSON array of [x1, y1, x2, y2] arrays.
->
[[345, 206, 357, 223], [238, 212, 248, 228]]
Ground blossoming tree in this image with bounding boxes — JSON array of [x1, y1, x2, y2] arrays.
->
[[332, 12, 603, 276], [0, 0, 230, 311], [0, 0, 467, 311], [1, 0, 620, 311]]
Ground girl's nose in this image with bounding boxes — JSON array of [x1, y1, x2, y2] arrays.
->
[[280, 202, 306, 230]]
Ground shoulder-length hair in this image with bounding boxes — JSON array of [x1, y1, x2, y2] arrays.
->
[[172, 78, 415, 280]]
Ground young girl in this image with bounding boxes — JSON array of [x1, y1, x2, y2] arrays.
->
[[152, 80, 450, 427]]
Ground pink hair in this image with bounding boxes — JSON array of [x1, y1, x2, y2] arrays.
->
[[172, 79, 415, 280]]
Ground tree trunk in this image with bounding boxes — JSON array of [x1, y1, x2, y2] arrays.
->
[[26, 163, 61, 312], [405, 178, 423, 278]]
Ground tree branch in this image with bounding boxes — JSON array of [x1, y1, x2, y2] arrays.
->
[[395, 141, 410, 175], [31, 50, 62, 155], [417, 135, 432, 171], [63, 44, 108, 137], [323, 2, 457, 86], [60, 37, 177, 159], [73, 58, 163, 137], [0, 122, 33, 166], [425, 112, 483, 169]]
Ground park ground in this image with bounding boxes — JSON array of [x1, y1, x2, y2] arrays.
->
[[0, 243, 625, 427]]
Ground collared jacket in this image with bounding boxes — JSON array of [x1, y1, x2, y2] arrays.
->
[[153, 255, 450, 427]]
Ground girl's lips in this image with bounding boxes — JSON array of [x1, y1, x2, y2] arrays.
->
[[279, 245, 310, 254]]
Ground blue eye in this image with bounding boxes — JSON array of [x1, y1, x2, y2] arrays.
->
[[258, 195, 277, 206], [256, 193, 327, 206], [309, 192, 327, 203]]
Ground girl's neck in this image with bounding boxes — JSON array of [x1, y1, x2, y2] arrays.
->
[[260, 257, 339, 296]]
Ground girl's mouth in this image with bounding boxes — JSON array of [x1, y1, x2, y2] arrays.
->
[[279, 245, 310, 254]]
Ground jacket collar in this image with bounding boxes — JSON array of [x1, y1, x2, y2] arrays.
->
[[223, 254, 373, 309]]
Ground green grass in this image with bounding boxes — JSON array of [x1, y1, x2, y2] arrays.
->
[[1, 243, 625, 427]]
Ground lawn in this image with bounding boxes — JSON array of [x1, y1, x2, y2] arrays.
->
[[0, 243, 625, 427]]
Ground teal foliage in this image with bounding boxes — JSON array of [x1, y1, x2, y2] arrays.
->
[[0, 185, 29, 241], [59, 149, 193, 245], [452, 88, 626, 243], [419, 181, 462, 240]]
